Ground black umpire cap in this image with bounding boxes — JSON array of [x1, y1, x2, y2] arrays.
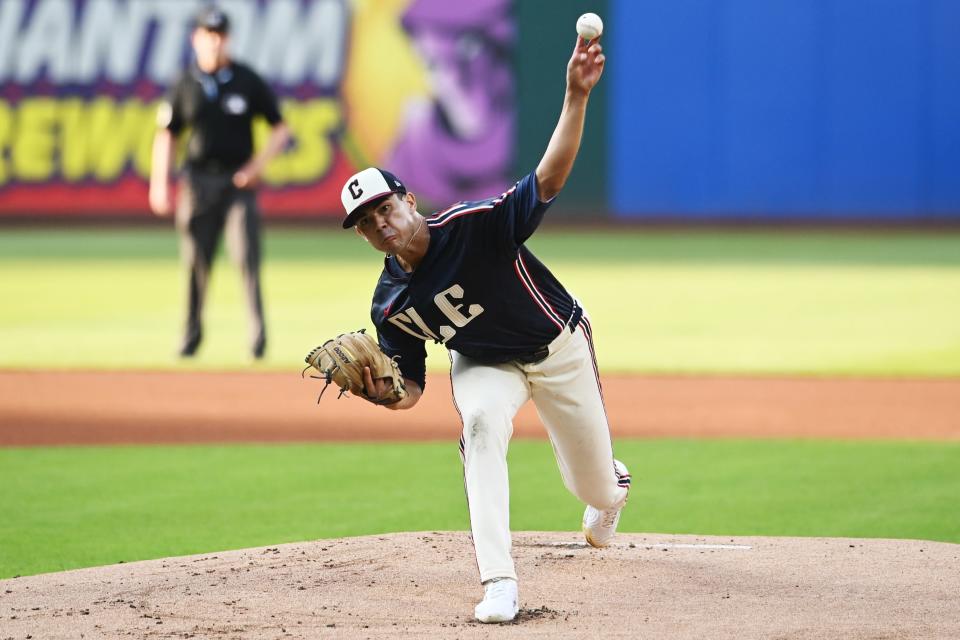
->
[[195, 5, 230, 33]]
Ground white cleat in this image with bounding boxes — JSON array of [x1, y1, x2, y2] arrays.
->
[[583, 459, 631, 548], [474, 577, 519, 623]]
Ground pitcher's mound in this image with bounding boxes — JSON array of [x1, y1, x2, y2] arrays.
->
[[2, 532, 958, 639]]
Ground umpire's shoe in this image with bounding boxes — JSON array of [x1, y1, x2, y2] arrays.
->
[[179, 331, 202, 358], [474, 577, 518, 623], [252, 336, 266, 360], [582, 459, 631, 548]]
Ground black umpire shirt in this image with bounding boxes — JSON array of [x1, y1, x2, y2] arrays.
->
[[159, 62, 283, 172]]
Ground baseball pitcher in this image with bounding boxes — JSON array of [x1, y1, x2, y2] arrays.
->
[[307, 32, 629, 624]]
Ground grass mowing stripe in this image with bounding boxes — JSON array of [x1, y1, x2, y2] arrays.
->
[[1, 259, 958, 375], [2, 439, 958, 578], [1, 228, 958, 266], [0, 443, 468, 578]]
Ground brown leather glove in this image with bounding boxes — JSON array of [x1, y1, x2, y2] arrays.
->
[[304, 329, 407, 405]]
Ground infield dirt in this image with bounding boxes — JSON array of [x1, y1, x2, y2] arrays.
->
[[2, 371, 958, 638], [1, 371, 958, 446], [1, 531, 958, 639]]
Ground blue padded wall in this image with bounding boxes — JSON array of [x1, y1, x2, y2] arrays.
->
[[610, 0, 960, 219]]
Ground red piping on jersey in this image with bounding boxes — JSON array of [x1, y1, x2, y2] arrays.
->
[[426, 185, 517, 227], [427, 203, 494, 227], [518, 252, 562, 320], [514, 258, 564, 330], [430, 201, 466, 219], [515, 253, 565, 328]]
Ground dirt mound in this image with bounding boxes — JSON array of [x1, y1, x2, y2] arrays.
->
[[1, 532, 957, 639]]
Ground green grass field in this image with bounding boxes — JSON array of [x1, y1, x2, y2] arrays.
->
[[1, 227, 958, 374], [1, 226, 958, 578], [2, 439, 958, 578]]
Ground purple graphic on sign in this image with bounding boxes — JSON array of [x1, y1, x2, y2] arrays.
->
[[386, 0, 515, 208]]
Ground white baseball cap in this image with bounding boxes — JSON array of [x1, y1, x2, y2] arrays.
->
[[340, 167, 407, 228]]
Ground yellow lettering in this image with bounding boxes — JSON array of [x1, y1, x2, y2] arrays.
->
[[34, 97, 156, 182], [58, 98, 87, 181], [258, 99, 342, 186], [12, 98, 58, 181], [3, 96, 343, 188], [87, 98, 148, 180], [132, 101, 160, 178], [85, 98, 123, 179], [0, 101, 11, 186]]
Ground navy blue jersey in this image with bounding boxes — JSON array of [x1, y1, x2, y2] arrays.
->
[[370, 172, 578, 390]]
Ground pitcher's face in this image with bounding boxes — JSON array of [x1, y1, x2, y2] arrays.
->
[[354, 193, 421, 254]]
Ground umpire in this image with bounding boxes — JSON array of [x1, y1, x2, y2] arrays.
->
[[149, 5, 290, 359]]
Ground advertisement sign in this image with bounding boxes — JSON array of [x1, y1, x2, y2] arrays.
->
[[0, 0, 516, 217]]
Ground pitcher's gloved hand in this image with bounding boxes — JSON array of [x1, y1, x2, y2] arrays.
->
[[304, 329, 407, 405]]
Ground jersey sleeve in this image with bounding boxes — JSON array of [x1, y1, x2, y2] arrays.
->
[[375, 317, 428, 392], [157, 76, 185, 134], [490, 172, 555, 250], [250, 71, 283, 126]]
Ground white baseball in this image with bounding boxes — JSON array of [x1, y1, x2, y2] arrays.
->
[[576, 12, 603, 41]]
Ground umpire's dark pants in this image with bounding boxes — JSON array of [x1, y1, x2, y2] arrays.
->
[[176, 168, 266, 356]]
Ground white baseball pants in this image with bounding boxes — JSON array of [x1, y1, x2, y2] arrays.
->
[[450, 315, 628, 583]]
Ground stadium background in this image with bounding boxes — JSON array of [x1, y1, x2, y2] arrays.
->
[[3, 0, 957, 220], [1, 0, 958, 582]]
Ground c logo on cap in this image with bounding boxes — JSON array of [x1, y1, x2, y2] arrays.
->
[[348, 179, 363, 200]]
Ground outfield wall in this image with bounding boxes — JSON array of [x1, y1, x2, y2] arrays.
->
[[0, 0, 957, 220], [608, 0, 960, 220]]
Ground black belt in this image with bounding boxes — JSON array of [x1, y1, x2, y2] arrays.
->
[[464, 303, 583, 365], [515, 303, 583, 363]]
